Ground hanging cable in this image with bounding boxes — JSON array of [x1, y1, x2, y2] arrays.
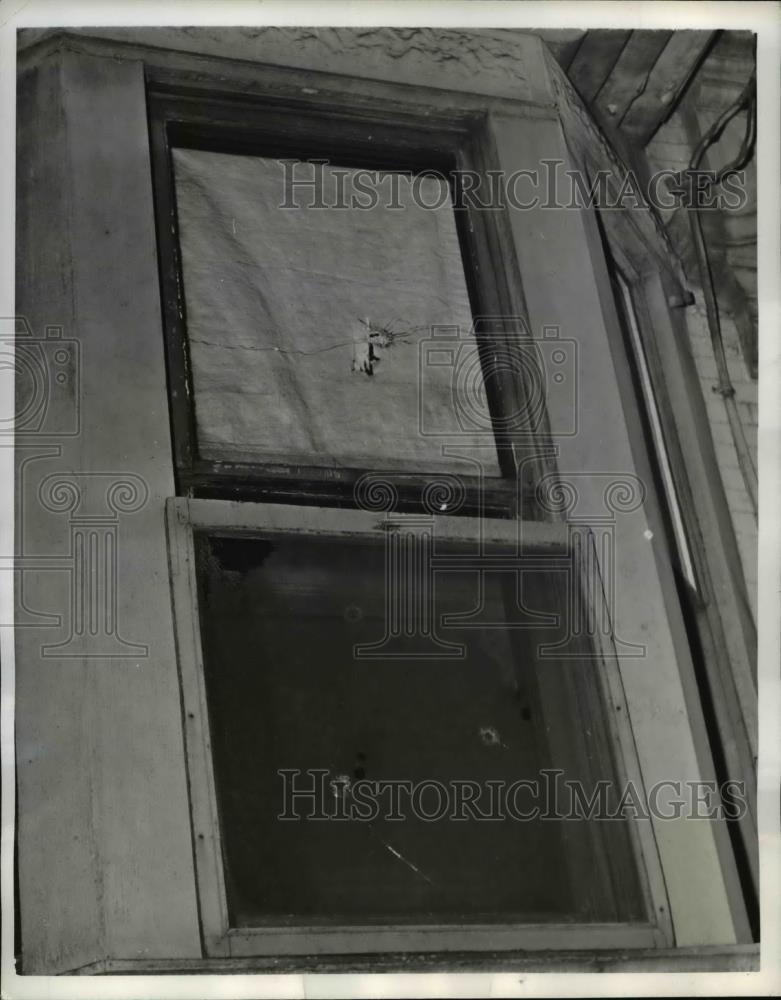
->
[[673, 69, 758, 517], [688, 72, 756, 174]]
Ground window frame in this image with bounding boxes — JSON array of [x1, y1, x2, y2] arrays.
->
[[596, 238, 759, 927], [144, 49, 751, 954], [166, 495, 673, 957], [148, 88, 554, 518], [548, 70, 758, 928]]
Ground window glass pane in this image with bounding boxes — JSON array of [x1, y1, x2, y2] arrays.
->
[[173, 150, 502, 476], [196, 531, 644, 926]]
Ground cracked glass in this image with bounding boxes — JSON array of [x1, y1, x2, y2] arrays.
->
[[173, 148, 502, 477]]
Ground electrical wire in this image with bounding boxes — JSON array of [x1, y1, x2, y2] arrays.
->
[[689, 72, 756, 173], [684, 70, 758, 517]]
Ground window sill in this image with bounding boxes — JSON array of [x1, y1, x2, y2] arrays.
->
[[68, 943, 759, 975]]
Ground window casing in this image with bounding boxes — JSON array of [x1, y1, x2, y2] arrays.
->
[[152, 90, 672, 953], [597, 234, 759, 934]]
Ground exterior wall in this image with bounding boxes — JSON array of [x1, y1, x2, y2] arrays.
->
[[684, 296, 758, 617], [645, 32, 758, 618]]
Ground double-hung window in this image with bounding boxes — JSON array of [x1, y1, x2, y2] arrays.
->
[[150, 66, 742, 959]]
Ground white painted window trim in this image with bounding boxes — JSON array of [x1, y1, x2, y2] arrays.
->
[[166, 496, 671, 957]]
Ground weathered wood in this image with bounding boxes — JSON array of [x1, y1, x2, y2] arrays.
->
[[175, 497, 568, 549], [567, 29, 632, 103], [576, 207, 754, 942], [531, 28, 587, 71], [184, 464, 530, 520], [15, 53, 105, 975], [621, 31, 715, 143], [227, 924, 658, 958], [582, 531, 674, 946], [593, 30, 673, 126], [71, 942, 760, 974], [541, 47, 687, 289], [15, 46, 202, 973], [166, 503, 231, 958], [18, 26, 554, 107], [168, 499, 660, 957], [638, 270, 758, 884], [673, 56, 758, 378], [488, 109, 743, 946]]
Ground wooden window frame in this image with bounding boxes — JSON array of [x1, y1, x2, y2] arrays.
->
[[547, 57, 758, 932], [166, 495, 673, 958], [596, 239, 759, 929], [142, 48, 752, 956], [151, 80, 674, 956], [148, 87, 552, 518]]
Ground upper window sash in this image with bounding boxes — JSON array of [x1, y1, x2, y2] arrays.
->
[[148, 89, 553, 513]]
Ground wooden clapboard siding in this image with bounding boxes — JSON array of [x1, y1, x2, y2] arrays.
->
[[541, 26, 754, 378], [621, 31, 714, 143], [692, 30, 757, 374], [593, 30, 674, 125], [539, 29, 715, 145], [566, 29, 632, 103]]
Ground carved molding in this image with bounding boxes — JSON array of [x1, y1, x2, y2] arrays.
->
[[18, 26, 552, 105]]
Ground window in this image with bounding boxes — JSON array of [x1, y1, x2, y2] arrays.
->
[[151, 83, 700, 959], [12, 26, 757, 976], [167, 498, 666, 955], [150, 91, 558, 515], [172, 148, 496, 476]]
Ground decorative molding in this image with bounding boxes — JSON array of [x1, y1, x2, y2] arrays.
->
[[17, 26, 552, 106]]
